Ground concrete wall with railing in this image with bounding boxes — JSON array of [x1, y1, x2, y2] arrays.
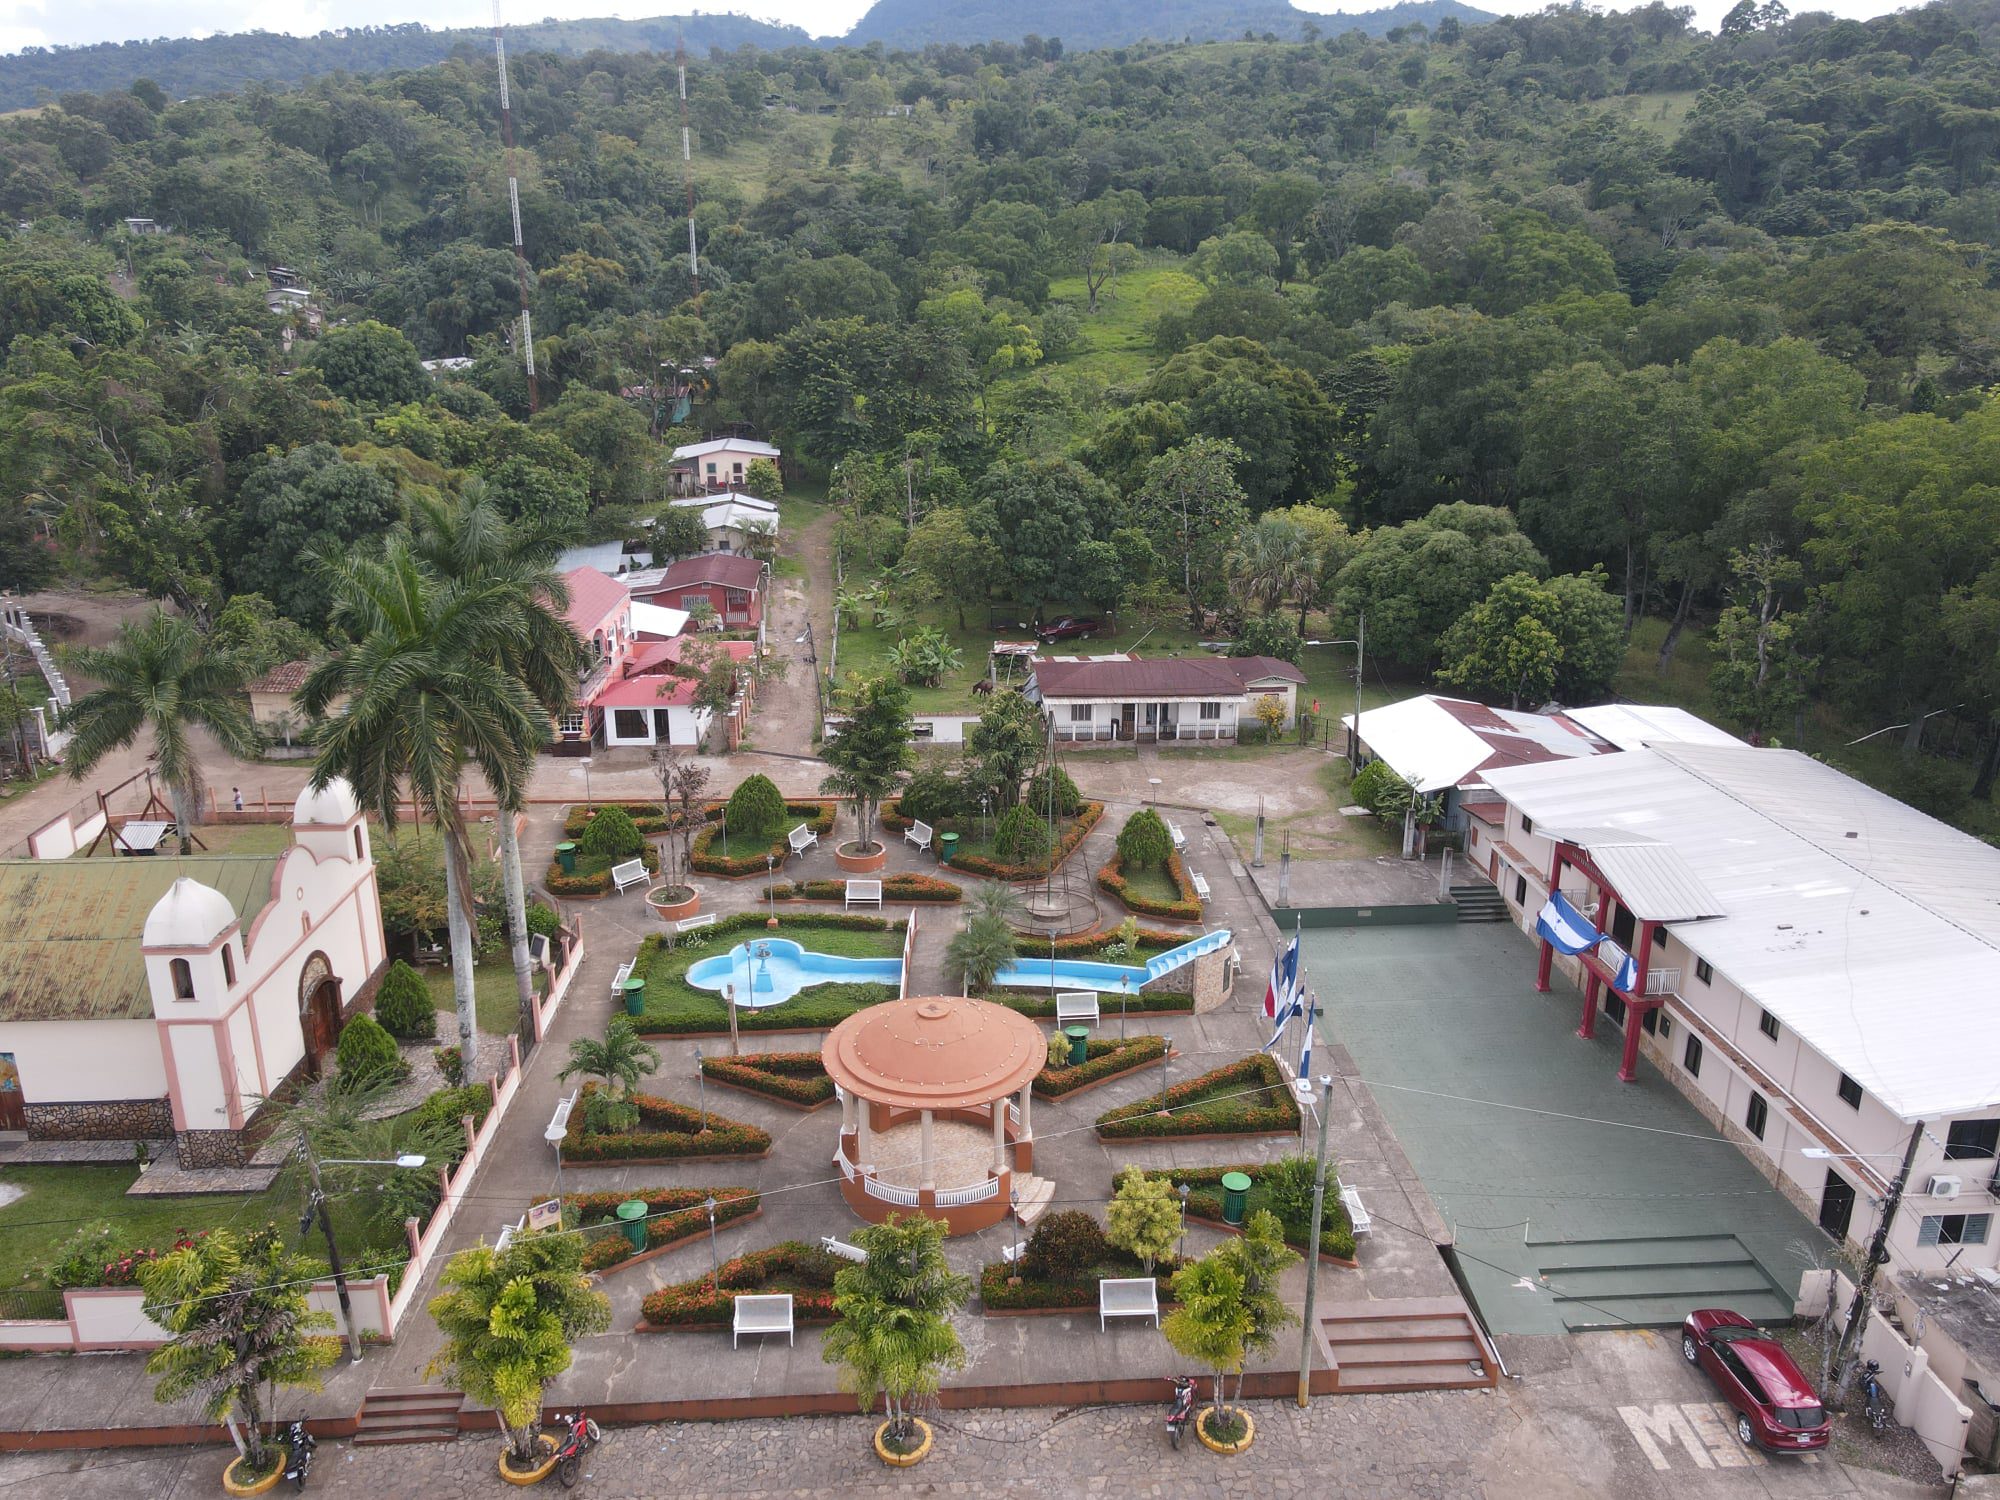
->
[[1800, 1269, 1972, 1477]]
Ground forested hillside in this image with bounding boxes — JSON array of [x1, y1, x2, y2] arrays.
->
[[6, 2, 2000, 828]]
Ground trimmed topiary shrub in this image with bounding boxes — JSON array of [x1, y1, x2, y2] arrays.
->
[[725, 774, 787, 834], [578, 805, 644, 860], [1115, 808, 1173, 871], [1023, 1209, 1110, 1282], [373, 961, 436, 1041], [334, 1013, 405, 1089], [1026, 765, 1083, 819], [992, 802, 1053, 864]]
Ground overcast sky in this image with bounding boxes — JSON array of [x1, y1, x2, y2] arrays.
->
[[3, 0, 1921, 62]]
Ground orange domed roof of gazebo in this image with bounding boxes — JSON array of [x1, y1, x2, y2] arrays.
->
[[822, 996, 1045, 1112]]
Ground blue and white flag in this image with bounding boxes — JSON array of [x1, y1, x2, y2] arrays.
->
[[1600, 940, 1640, 994], [1263, 986, 1302, 1053], [1535, 891, 1602, 956], [1297, 991, 1316, 1082], [1263, 933, 1300, 1019]]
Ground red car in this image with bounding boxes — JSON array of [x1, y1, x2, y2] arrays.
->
[[1681, 1308, 1831, 1452], [1037, 616, 1102, 643]]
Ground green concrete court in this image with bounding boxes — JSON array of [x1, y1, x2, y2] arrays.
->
[[1307, 921, 1821, 1336]]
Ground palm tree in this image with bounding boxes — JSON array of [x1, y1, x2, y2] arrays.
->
[[945, 911, 1017, 995], [406, 491, 584, 1050], [1227, 516, 1309, 618], [60, 608, 261, 855], [559, 1016, 659, 1099], [303, 539, 543, 1084]]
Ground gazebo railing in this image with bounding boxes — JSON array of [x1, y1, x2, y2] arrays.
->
[[933, 1178, 1000, 1208], [1006, 1101, 1023, 1132], [863, 1177, 921, 1206], [834, 1147, 856, 1181]]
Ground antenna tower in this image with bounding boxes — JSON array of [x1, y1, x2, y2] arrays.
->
[[491, 0, 539, 411], [677, 25, 700, 299]]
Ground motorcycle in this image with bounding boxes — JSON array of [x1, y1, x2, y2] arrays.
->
[[282, 1420, 316, 1492], [1165, 1376, 1196, 1450], [1860, 1360, 1889, 1433], [552, 1410, 602, 1489]]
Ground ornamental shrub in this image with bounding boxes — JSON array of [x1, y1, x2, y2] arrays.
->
[[1023, 1209, 1109, 1282], [525, 901, 561, 939], [578, 804, 644, 859], [897, 767, 962, 826], [992, 802, 1053, 865], [1259, 1155, 1321, 1238], [1025, 765, 1083, 818], [373, 961, 436, 1041], [1349, 759, 1412, 823], [334, 1013, 403, 1088], [1115, 808, 1173, 870], [725, 773, 787, 834]]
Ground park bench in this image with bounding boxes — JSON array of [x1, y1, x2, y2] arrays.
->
[[1190, 872, 1212, 903], [1168, 820, 1188, 852], [787, 823, 819, 857], [904, 819, 934, 853], [1340, 1185, 1372, 1237], [609, 958, 635, 998], [819, 1235, 867, 1263], [1054, 991, 1100, 1028], [1098, 1277, 1160, 1331], [610, 858, 648, 893], [1001, 1240, 1028, 1265], [732, 1293, 795, 1348], [670, 912, 717, 948], [845, 878, 882, 911]]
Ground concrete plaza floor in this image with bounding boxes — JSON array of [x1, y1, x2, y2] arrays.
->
[[1306, 922, 1822, 1337]]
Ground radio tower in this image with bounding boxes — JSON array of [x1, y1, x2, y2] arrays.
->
[[677, 25, 700, 299], [491, 0, 539, 412]]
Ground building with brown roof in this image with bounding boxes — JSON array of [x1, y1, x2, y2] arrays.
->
[[1027, 653, 1307, 744]]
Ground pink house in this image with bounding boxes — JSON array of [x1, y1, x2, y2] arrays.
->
[[629, 554, 769, 641]]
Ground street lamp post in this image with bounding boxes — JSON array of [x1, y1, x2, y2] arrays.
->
[[1176, 1181, 1190, 1261], [300, 1146, 427, 1362], [695, 1044, 707, 1133], [1320, 613, 1366, 771], [766, 853, 778, 928], [579, 756, 593, 810], [704, 1195, 720, 1291]]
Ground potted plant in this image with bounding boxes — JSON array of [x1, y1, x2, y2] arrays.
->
[[135, 1227, 339, 1496], [820, 674, 912, 874], [822, 1212, 969, 1466], [647, 748, 710, 921], [425, 1232, 611, 1483]]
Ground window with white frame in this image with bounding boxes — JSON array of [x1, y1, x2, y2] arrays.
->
[[1069, 705, 1091, 722], [559, 713, 586, 737], [1198, 702, 1222, 720], [1919, 1213, 1992, 1246]]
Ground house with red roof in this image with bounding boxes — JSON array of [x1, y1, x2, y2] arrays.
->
[[557, 565, 755, 751], [1025, 653, 1306, 744], [625, 553, 769, 643]]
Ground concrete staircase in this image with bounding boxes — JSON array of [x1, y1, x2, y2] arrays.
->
[[1012, 1173, 1055, 1227], [1450, 883, 1510, 924], [1319, 1298, 1499, 1393], [1529, 1233, 1794, 1331], [353, 1388, 465, 1446]]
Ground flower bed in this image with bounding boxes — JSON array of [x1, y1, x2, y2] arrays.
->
[[563, 802, 673, 838], [1095, 1054, 1301, 1139], [978, 1252, 1187, 1312], [638, 1240, 843, 1329], [1035, 1036, 1168, 1098], [690, 801, 839, 876], [760, 874, 962, 904], [545, 842, 659, 896], [699, 1051, 833, 1107], [561, 1084, 772, 1163], [1169, 1164, 1358, 1263], [629, 914, 904, 1035], [1034, 926, 1191, 960], [1097, 851, 1203, 922], [570, 1187, 760, 1273], [947, 802, 1103, 880]]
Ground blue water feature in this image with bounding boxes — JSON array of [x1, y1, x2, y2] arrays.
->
[[685, 939, 903, 1009], [996, 929, 1233, 992]]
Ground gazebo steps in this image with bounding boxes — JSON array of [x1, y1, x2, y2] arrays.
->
[[1013, 1174, 1055, 1227]]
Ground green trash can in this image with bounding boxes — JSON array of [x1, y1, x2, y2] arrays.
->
[[615, 1199, 648, 1252], [1064, 1024, 1090, 1066], [937, 831, 959, 865], [620, 976, 646, 1017], [555, 841, 578, 875], [1220, 1171, 1252, 1227]]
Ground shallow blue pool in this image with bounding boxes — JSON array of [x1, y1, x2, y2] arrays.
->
[[685, 938, 904, 1009], [993, 957, 1149, 991]]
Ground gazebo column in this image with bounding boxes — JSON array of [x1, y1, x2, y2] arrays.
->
[[919, 1109, 935, 1191], [1016, 1083, 1031, 1139], [991, 1099, 1007, 1174]]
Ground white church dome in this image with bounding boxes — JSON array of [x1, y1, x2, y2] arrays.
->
[[143, 876, 238, 949], [292, 778, 360, 827]]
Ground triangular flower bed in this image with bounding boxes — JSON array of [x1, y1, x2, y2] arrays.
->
[[637, 1240, 844, 1331], [1095, 1053, 1301, 1140], [1035, 1035, 1170, 1099], [699, 1051, 833, 1109], [562, 1083, 772, 1163], [569, 1187, 761, 1274]]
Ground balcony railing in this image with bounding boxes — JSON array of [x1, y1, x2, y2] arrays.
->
[[863, 1177, 920, 1206], [934, 1178, 1001, 1208]]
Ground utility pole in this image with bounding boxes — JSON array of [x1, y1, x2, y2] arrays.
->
[[1296, 1073, 1335, 1407], [1831, 1121, 1925, 1394], [301, 1146, 361, 1363], [1351, 610, 1365, 773], [491, 0, 538, 411]]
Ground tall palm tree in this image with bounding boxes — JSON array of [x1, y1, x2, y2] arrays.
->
[[1227, 516, 1309, 618], [407, 491, 583, 1050], [60, 607, 261, 855], [303, 540, 543, 1084]]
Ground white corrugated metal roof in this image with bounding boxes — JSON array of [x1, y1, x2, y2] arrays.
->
[[1558, 829, 1726, 922], [1485, 745, 2000, 1121], [1346, 696, 1512, 792], [671, 437, 780, 461], [1562, 704, 1743, 751], [628, 600, 690, 639]]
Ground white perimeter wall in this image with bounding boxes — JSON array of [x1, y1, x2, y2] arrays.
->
[[0, 1018, 165, 1102]]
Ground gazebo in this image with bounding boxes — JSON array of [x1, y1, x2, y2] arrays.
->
[[823, 996, 1044, 1235]]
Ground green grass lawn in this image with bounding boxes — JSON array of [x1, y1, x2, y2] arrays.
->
[[1031, 260, 1204, 387], [1115, 859, 1184, 908], [423, 960, 543, 1039], [73, 820, 297, 859], [631, 922, 905, 1034]]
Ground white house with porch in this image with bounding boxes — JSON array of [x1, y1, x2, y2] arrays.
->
[[669, 437, 780, 495], [1027, 654, 1305, 743]]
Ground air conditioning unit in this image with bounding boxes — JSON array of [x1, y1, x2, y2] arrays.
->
[[1928, 1175, 1964, 1200]]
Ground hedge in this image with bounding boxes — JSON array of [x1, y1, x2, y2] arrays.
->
[[978, 1253, 1188, 1312], [1033, 926, 1190, 960], [992, 990, 1192, 1019], [561, 1084, 772, 1162], [699, 1051, 833, 1106], [639, 1241, 843, 1328], [760, 875, 962, 904], [569, 1186, 760, 1273], [690, 800, 839, 876], [1171, 1164, 1358, 1262], [545, 842, 659, 896], [564, 802, 673, 839], [1095, 1054, 1301, 1139], [1035, 1035, 1168, 1098], [1097, 850, 1203, 922], [947, 802, 1103, 880]]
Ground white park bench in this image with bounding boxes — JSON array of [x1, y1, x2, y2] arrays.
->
[[1055, 991, 1100, 1028], [1190, 872, 1212, 902], [671, 912, 717, 948], [610, 959, 635, 998], [610, 858, 649, 893], [1099, 1277, 1160, 1331], [732, 1292, 795, 1347], [787, 823, 819, 857], [845, 879, 882, 912], [819, 1235, 867, 1263], [904, 819, 934, 853], [1340, 1185, 1372, 1237], [1001, 1240, 1027, 1265], [1168, 820, 1188, 852]]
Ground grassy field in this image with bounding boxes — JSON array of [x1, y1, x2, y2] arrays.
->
[[1033, 260, 1204, 387], [73, 819, 297, 858], [1209, 758, 1402, 862], [423, 959, 545, 1040], [1600, 89, 1702, 142], [631, 922, 905, 1033]]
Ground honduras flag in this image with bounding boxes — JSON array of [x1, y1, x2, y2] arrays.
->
[[1297, 991, 1316, 1082], [1263, 935, 1300, 1020], [1535, 890, 1602, 956]]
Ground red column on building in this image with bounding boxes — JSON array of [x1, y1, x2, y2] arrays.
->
[[1536, 845, 1563, 995], [1615, 919, 1660, 1084]]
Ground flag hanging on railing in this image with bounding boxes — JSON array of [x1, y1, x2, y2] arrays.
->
[[1535, 890, 1602, 956], [1599, 939, 1640, 994]]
